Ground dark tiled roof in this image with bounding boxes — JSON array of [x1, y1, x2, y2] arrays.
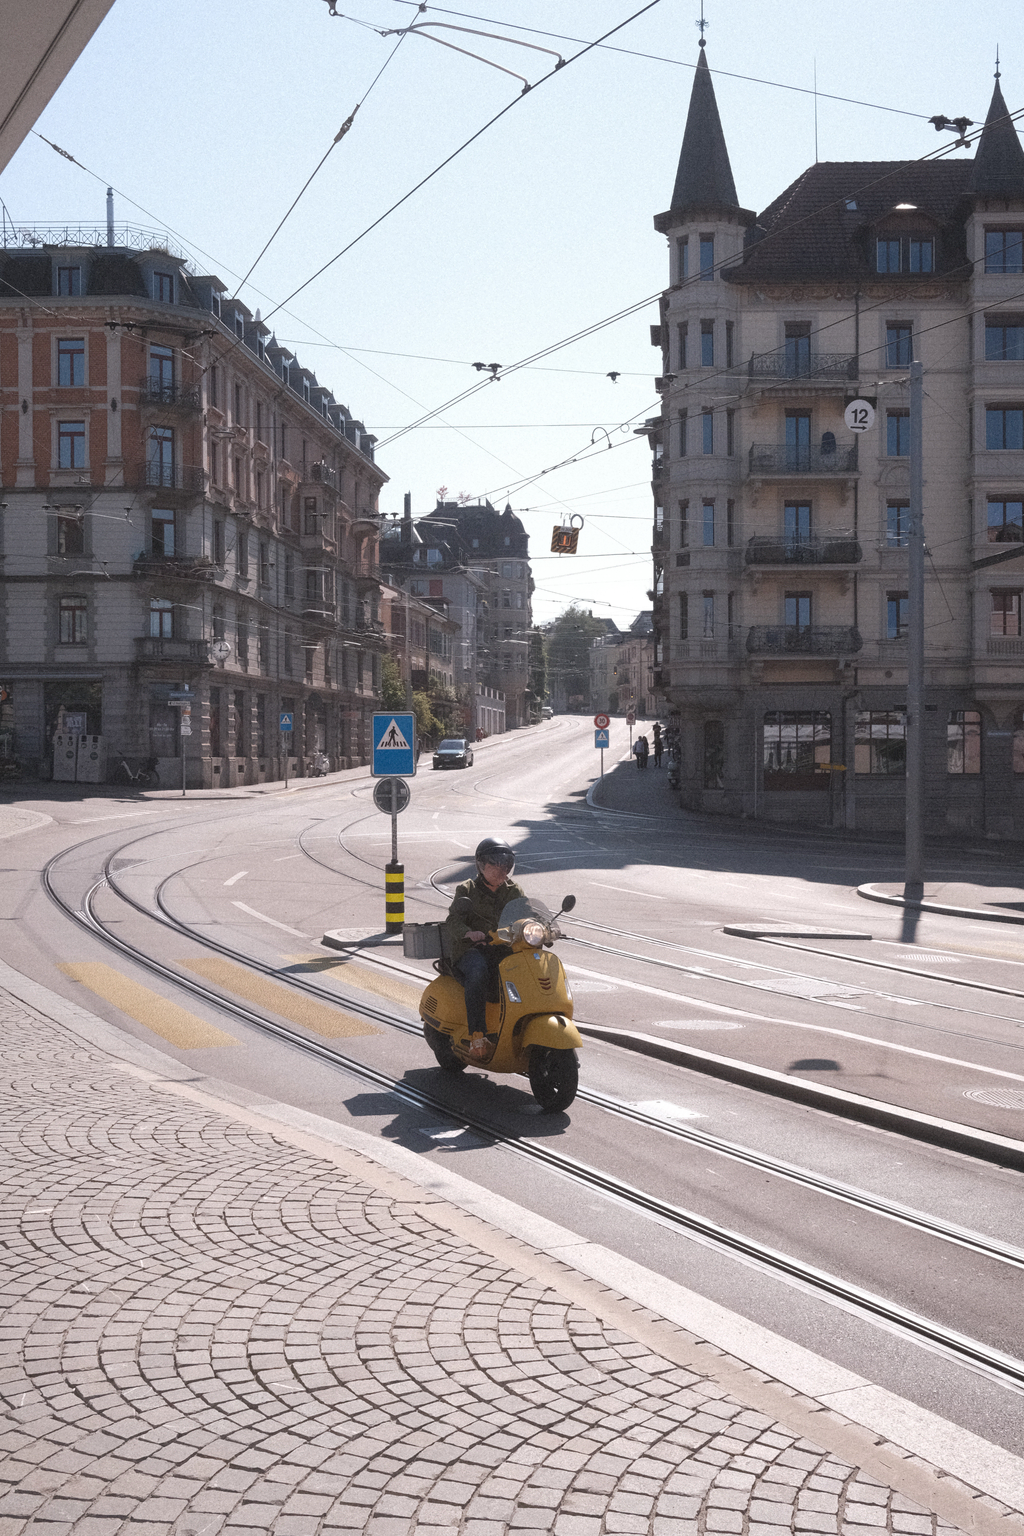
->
[[969, 79, 1024, 196], [727, 161, 973, 283], [669, 46, 739, 214]]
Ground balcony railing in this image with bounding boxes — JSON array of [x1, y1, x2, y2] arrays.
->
[[747, 352, 858, 382], [132, 553, 216, 582], [748, 442, 858, 476], [745, 534, 862, 566], [987, 637, 1024, 657], [674, 639, 741, 662], [138, 379, 202, 410], [134, 637, 212, 664], [306, 461, 338, 492], [352, 560, 381, 582], [138, 463, 205, 493], [746, 625, 862, 656]]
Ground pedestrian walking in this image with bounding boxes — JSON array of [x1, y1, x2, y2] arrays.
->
[[652, 721, 663, 768], [633, 734, 649, 771]]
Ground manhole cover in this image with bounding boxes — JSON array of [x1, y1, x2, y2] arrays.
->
[[567, 980, 614, 994], [963, 1088, 1024, 1110], [655, 1019, 744, 1030]]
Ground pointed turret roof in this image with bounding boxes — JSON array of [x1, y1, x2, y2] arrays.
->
[[968, 75, 1024, 197], [669, 45, 739, 214]]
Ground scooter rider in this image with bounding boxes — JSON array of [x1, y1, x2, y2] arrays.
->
[[445, 837, 526, 1061]]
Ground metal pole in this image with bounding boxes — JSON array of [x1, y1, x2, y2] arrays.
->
[[181, 732, 186, 797], [284, 732, 289, 789], [905, 360, 925, 899], [391, 777, 398, 865], [600, 746, 604, 780]]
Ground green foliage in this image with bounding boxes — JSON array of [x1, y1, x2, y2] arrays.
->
[[412, 691, 439, 744], [527, 629, 547, 707], [380, 650, 406, 709], [545, 605, 607, 705]]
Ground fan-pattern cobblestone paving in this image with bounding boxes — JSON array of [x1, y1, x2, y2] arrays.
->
[[0, 994, 968, 1535]]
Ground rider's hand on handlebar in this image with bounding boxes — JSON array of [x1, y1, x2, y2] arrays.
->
[[466, 930, 486, 944]]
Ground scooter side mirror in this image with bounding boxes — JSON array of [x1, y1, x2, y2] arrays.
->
[[560, 895, 576, 913]]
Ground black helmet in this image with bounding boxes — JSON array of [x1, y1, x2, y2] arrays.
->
[[475, 837, 515, 875]]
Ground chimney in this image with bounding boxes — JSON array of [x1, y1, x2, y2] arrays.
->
[[106, 187, 114, 246]]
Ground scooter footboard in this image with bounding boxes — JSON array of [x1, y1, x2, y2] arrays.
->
[[520, 1014, 582, 1051]]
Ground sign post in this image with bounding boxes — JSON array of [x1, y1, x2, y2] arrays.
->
[[372, 716, 417, 933], [168, 689, 192, 796], [279, 712, 294, 788], [595, 726, 609, 780], [626, 710, 636, 751]]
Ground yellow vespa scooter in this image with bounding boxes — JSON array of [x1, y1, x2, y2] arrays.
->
[[409, 895, 581, 1112]]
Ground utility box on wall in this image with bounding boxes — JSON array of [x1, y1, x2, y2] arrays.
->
[[53, 732, 78, 782]]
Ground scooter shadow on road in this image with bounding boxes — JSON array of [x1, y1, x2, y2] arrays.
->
[[342, 1066, 573, 1154]]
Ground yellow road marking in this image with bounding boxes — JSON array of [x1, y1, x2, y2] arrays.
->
[[286, 954, 422, 1008], [184, 958, 379, 1038], [59, 963, 235, 1049]]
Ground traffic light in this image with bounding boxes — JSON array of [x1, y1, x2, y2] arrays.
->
[[550, 525, 580, 554]]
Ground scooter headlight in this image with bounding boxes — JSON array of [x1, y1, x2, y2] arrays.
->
[[521, 920, 546, 947]]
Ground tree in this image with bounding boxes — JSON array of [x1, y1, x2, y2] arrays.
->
[[545, 605, 607, 710], [380, 650, 406, 710], [526, 629, 547, 715]]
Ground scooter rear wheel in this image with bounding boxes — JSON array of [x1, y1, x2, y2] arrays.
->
[[528, 1046, 578, 1112], [423, 1021, 467, 1073]]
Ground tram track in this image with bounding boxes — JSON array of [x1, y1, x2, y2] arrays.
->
[[37, 833, 1024, 1399]]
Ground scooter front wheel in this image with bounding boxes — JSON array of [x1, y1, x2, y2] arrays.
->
[[423, 1021, 467, 1073], [528, 1046, 578, 1112]]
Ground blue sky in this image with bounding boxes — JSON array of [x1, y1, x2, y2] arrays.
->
[[2, 0, 1019, 622]]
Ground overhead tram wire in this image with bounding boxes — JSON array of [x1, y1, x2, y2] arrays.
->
[[228, 29, 411, 301], [385, 0, 937, 122], [257, 0, 669, 328]]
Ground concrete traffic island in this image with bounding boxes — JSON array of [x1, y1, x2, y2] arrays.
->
[[859, 882, 1024, 925], [1, 962, 1022, 1534]]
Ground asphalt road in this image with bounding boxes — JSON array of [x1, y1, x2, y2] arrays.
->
[[3, 715, 1023, 1458]]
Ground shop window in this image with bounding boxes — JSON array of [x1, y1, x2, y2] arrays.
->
[[763, 711, 831, 789], [947, 710, 981, 774], [855, 710, 905, 775]]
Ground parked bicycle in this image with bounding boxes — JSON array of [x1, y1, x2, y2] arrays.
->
[[111, 756, 160, 788]]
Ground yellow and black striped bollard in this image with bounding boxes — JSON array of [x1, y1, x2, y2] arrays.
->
[[385, 861, 404, 934]]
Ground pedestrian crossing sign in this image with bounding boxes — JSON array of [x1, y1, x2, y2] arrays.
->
[[372, 713, 416, 777]]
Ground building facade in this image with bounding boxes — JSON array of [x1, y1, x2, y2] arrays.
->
[[649, 49, 1024, 834], [0, 222, 387, 785]]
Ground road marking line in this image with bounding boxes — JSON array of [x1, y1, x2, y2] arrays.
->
[[231, 901, 311, 938], [223, 871, 248, 887], [565, 963, 1024, 1083], [184, 958, 379, 1039], [59, 962, 235, 1049], [273, 853, 303, 861], [592, 882, 666, 900], [69, 810, 160, 824]]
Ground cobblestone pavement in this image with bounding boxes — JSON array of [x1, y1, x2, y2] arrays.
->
[[0, 987, 1007, 1536]]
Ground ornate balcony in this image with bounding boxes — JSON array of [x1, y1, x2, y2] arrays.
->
[[747, 352, 858, 382], [748, 442, 858, 477], [306, 461, 338, 492], [746, 625, 862, 657], [132, 553, 216, 582], [137, 463, 206, 495], [134, 637, 212, 665], [137, 379, 202, 411], [745, 534, 862, 566]]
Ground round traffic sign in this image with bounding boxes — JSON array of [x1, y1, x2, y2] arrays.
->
[[844, 399, 876, 433], [372, 776, 410, 814], [593, 713, 610, 729], [626, 711, 636, 726]]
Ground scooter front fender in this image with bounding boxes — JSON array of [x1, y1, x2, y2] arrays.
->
[[520, 1014, 583, 1051]]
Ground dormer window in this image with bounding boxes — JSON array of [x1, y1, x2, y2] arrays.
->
[[303, 379, 310, 403], [234, 311, 244, 337], [155, 272, 174, 303], [211, 291, 221, 317], [876, 236, 933, 274], [57, 266, 81, 296], [281, 362, 290, 389], [256, 335, 265, 361]]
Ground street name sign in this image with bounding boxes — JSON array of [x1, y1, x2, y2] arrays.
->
[[372, 713, 416, 777]]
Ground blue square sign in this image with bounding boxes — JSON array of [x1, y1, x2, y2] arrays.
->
[[372, 713, 416, 777]]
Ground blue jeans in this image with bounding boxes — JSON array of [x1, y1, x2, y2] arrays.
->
[[453, 947, 495, 1034]]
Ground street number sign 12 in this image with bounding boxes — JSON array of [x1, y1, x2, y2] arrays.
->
[[844, 399, 876, 433]]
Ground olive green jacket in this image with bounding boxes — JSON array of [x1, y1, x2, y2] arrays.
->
[[445, 875, 526, 965]]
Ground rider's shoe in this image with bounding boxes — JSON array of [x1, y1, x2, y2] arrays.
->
[[468, 1033, 490, 1060]]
